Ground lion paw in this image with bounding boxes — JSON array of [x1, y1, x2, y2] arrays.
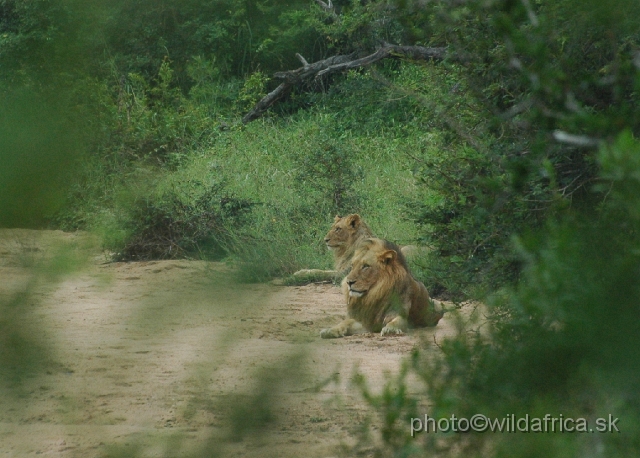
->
[[320, 328, 342, 339], [381, 325, 404, 336], [320, 319, 360, 339]]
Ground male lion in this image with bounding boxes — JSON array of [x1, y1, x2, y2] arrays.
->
[[320, 238, 443, 338]]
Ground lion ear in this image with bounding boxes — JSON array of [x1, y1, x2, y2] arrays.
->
[[379, 249, 397, 265], [334, 215, 341, 222], [346, 214, 361, 229]]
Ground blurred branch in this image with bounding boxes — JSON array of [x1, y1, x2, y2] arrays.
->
[[501, 99, 533, 120], [315, 0, 336, 17], [552, 130, 602, 148]]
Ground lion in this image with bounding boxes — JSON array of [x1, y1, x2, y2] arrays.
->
[[320, 238, 443, 338], [324, 214, 374, 272], [291, 214, 422, 283], [290, 214, 373, 282]]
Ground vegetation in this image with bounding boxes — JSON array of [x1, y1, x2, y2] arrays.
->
[[2, 0, 640, 456]]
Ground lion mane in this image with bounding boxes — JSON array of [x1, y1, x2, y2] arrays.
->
[[320, 238, 443, 338]]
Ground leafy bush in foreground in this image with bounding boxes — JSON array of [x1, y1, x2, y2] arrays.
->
[[356, 131, 640, 458]]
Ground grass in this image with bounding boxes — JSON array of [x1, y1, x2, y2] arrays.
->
[[56, 63, 453, 285], [134, 111, 430, 280]]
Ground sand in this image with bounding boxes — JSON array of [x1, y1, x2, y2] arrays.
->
[[0, 230, 483, 457]]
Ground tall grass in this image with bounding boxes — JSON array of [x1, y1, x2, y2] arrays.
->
[[58, 63, 443, 282]]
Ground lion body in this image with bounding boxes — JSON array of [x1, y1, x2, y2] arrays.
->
[[320, 238, 443, 338]]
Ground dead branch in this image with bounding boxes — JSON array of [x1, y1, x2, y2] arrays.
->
[[316, 44, 446, 77], [242, 44, 448, 124], [552, 130, 602, 148], [315, 0, 336, 15], [241, 83, 293, 124]]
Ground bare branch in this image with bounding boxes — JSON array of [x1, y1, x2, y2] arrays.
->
[[273, 53, 356, 84], [295, 53, 309, 68], [317, 45, 446, 77], [241, 83, 292, 124], [315, 0, 335, 13], [552, 130, 602, 148], [243, 45, 448, 123], [432, 333, 443, 350]]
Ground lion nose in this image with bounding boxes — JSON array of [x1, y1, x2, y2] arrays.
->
[[347, 280, 356, 287]]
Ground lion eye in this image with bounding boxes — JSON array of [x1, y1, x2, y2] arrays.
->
[[335, 227, 342, 232], [362, 264, 370, 270]]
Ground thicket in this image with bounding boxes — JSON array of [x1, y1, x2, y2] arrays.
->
[[3, 0, 640, 456], [346, 1, 640, 457]]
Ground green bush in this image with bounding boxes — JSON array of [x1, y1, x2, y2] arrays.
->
[[103, 180, 253, 261], [353, 131, 640, 458], [293, 134, 364, 214]]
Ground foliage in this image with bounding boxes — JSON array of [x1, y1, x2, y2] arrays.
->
[[4, 1, 640, 456], [105, 58, 217, 165], [373, 0, 640, 297], [356, 132, 640, 457], [236, 70, 269, 113], [100, 0, 320, 87], [0, 87, 85, 228], [339, 2, 640, 457], [106, 180, 253, 261], [293, 134, 364, 215]]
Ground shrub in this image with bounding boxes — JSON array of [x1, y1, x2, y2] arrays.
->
[[353, 131, 640, 458], [107, 180, 253, 261], [293, 134, 364, 215]]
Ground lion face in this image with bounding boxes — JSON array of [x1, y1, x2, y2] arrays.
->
[[324, 214, 363, 250], [345, 239, 397, 298]]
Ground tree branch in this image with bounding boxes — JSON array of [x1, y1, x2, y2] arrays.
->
[[316, 44, 446, 78], [241, 83, 292, 124], [242, 44, 448, 124], [295, 53, 310, 68], [315, 0, 336, 15], [552, 130, 602, 148]]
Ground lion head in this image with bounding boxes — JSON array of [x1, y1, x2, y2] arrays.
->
[[345, 238, 407, 299], [324, 214, 374, 272]]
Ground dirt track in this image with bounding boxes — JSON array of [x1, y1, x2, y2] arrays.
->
[[0, 230, 482, 457]]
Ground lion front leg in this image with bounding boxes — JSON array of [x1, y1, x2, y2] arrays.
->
[[381, 315, 408, 336], [320, 319, 362, 339]]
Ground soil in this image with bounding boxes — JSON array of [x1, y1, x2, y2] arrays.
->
[[0, 230, 484, 458]]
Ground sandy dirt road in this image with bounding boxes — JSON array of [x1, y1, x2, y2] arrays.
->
[[0, 230, 481, 457]]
